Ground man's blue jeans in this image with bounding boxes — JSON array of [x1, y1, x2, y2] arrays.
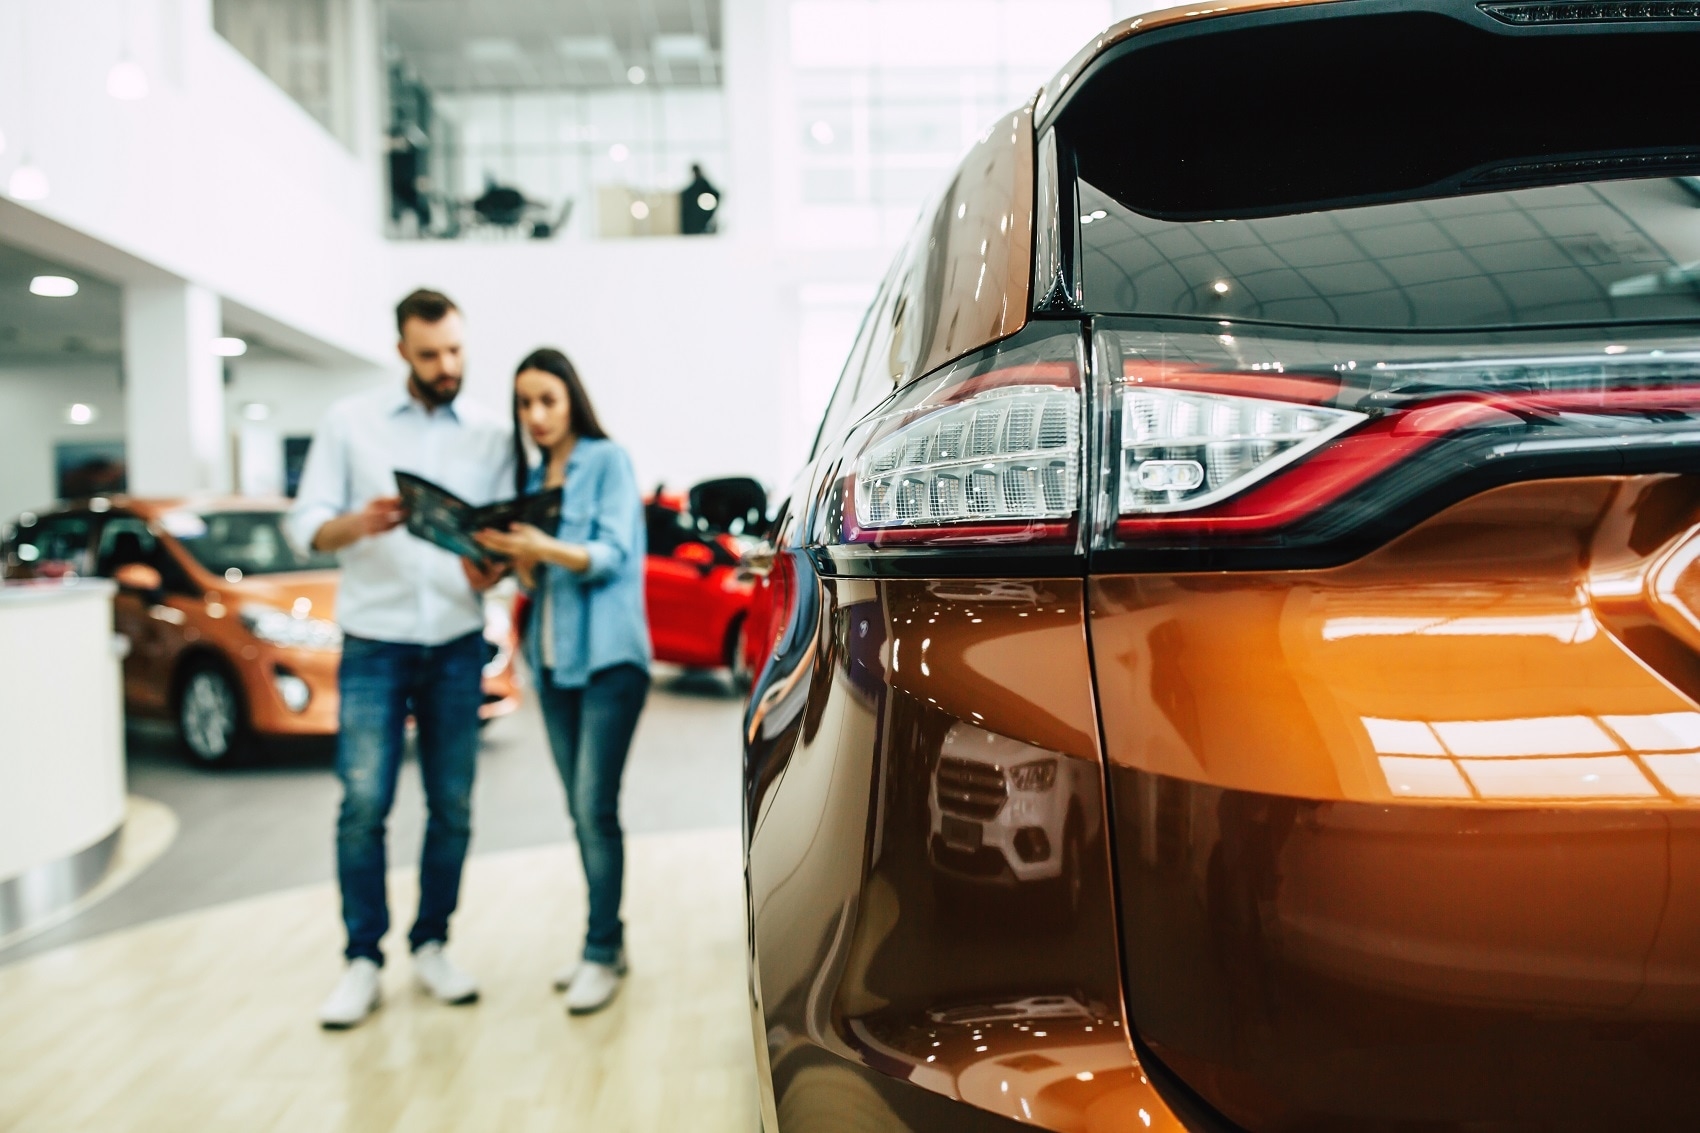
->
[[536, 663, 649, 965], [336, 630, 485, 965]]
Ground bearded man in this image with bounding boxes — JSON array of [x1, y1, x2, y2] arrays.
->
[[287, 288, 512, 1028]]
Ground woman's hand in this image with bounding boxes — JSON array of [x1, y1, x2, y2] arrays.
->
[[474, 523, 593, 576], [474, 522, 553, 561]]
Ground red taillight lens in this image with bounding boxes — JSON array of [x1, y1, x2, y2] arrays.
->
[[1095, 326, 1700, 557], [822, 327, 1085, 550]]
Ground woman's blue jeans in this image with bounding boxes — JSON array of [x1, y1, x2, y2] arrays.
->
[[335, 631, 485, 965], [536, 663, 649, 965]]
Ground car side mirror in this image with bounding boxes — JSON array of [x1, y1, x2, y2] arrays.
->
[[113, 562, 163, 596]]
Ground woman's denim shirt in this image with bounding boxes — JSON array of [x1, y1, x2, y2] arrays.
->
[[524, 437, 651, 688]]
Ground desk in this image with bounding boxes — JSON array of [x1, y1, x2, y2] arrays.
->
[[0, 579, 126, 935]]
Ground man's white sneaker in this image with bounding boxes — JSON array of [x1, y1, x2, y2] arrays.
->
[[318, 958, 381, 1030], [565, 952, 627, 1016], [412, 942, 479, 1005]]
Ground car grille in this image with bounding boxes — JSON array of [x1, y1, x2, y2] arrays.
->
[[936, 757, 1007, 820]]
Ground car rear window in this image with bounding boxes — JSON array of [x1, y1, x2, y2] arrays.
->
[[1077, 175, 1700, 330]]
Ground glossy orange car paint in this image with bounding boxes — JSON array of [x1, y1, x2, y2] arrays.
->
[[1097, 477, 1700, 1127], [4, 497, 520, 763], [745, 2, 1700, 1130]]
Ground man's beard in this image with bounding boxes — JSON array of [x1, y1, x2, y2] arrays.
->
[[409, 368, 462, 408]]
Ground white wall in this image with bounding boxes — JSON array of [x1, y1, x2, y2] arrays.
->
[[0, 0, 391, 368], [0, 355, 386, 523], [0, 362, 125, 521], [388, 237, 796, 494]]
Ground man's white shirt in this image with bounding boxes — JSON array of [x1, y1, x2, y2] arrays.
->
[[286, 384, 514, 645]]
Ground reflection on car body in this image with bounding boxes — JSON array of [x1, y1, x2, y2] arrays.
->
[[741, 3, 1700, 1131], [927, 723, 1100, 915]]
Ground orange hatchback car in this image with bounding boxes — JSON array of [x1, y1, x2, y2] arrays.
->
[[742, 3, 1700, 1131], [4, 498, 519, 765]]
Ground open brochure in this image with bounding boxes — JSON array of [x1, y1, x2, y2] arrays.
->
[[394, 471, 561, 567]]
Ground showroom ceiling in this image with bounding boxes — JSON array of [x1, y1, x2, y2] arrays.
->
[[0, 243, 122, 363], [383, 0, 722, 93]]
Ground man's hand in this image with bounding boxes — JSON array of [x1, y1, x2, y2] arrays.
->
[[462, 556, 508, 592], [313, 496, 406, 553]]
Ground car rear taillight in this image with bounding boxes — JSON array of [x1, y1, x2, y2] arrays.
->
[[1116, 385, 1363, 515], [823, 326, 1085, 551], [1095, 325, 1700, 563]]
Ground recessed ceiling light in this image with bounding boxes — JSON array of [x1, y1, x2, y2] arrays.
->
[[30, 275, 78, 297], [465, 38, 521, 63], [1212, 280, 1231, 294], [212, 336, 248, 357], [653, 34, 710, 60], [65, 403, 97, 425], [627, 65, 647, 84], [557, 35, 617, 59]]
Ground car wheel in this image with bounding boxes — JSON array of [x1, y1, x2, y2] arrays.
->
[[727, 616, 754, 691], [178, 661, 247, 767]]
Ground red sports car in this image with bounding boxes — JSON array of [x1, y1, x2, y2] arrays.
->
[[643, 477, 767, 680]]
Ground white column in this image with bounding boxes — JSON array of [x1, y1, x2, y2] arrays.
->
[[122, 281, 229, 496]]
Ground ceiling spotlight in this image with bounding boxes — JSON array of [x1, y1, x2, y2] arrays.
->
[[212, 336, 248, 357], [627, 65, 647, 84], [608, 143, 629, 162], [1212, 280, 1231, 294], [630, 200, 650, 220], [107, 58, 150, 100], [65, 403, 96, 426], [30, 275, 78, 298], [8, 163, 49, 201]]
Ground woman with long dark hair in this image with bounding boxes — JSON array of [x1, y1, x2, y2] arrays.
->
[[474, 347, 650, 1015]]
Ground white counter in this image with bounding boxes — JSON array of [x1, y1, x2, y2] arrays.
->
[[0, 580, 127, 925]]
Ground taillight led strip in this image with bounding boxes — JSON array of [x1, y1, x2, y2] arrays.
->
[[1116, 383, 1700, 539]]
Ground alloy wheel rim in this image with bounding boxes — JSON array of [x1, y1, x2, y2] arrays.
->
[[182, 671, 235, 760]]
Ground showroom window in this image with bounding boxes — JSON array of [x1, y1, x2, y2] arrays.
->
[[213, 0, 359, 147]]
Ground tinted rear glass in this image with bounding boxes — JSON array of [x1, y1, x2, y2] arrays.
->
[[1079, 176, 1700, 330]]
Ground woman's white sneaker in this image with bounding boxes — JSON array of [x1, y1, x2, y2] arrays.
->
[[318, 958, 382, 1029], [412, 942, 480, 1004], [565, 952, 627, 1015]]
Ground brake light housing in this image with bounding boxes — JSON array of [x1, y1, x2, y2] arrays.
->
[[1093, 324, 1700, 567], [816, 325, 1087, 561]]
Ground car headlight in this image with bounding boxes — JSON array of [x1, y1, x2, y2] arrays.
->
[[1009, 758, 1058, 792], [241, 603, 343, 651]]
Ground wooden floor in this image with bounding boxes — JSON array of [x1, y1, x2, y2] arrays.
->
[[0, 829, 758, 1133]]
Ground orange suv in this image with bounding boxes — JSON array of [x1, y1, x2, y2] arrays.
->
[[741, 3, 1700, 1130], [3, 497, 519, 764]]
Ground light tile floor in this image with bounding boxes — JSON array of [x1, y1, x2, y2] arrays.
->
[[0, 831, 758, 1133]]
